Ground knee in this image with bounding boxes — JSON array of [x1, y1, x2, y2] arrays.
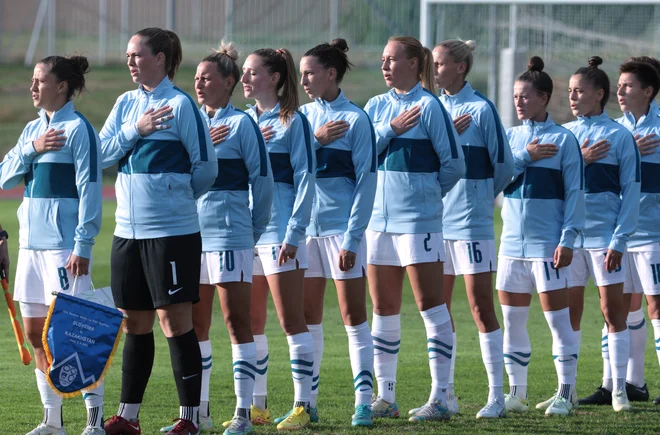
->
[[342, 310, 367, 327], [159, 317, 190, 337], [224, 311, 250, 334], [279, 317, 305, 336], [26, 331, 43, 349]]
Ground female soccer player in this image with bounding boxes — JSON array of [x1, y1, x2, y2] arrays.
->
[[243, 47, 316, 431], [432, 39, 514, 419], [297, 38, 377, 426], [498, 56, 584, 417], [0, 55, 103, 435], [100, 27, 217, 435], [158, 42, 274, 435], [553, 56, 640, 413], [364, 36, 465, 422], [614, 60, 660, 406]]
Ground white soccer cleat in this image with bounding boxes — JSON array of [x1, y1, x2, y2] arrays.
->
[[612, 390, 632, 412], [26, 423, 67, 435], [544, 396, 573, 416], [81, 427, 105, 435], [446, 392, 459, 415], [476, 399, 506, 419], [536, 392, 557, 410], [504, 394, 529, 413]]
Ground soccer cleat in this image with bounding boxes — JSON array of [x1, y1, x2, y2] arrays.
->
[[626, 382, 650, 402], [165, 419, 199, 435], [162, 415, 213, 433], [250, 405, 272, 425], [476, 399, 506, 419], [446, 394, 459, 415], [536, 389, 579, 411], [351, 404, 373, 427], [408, 400, 451, 422], [371, 397, 400, 418], [81, 427, 105, 435], [274, 407, 318, 425], [612, 390, 632, 412], [578, 386, 612, 406], [223, 415, 253, 435], [25, 423, 67, 435], [544, 396, 572, 416], [104, 416, 141, 435], [504, 394, 528, 413], [654, 396, 660, 405], [275, 406, 310, 431]]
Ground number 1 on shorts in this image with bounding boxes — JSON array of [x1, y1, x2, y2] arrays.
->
[[170, 261, 178, 286]]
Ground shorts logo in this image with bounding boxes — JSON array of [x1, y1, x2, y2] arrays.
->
[[59, 364, 78, 387], [168, 287, 183, 295]]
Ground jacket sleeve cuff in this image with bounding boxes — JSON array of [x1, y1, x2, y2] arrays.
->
[[514, 148, 532, 164], [121, 122, 141, 144], [73, 241, 92, 259], [376, 122, 396, 139], [283, 230, 301, 247], [608, 238, 627, 254], [341, 233, 360, 253], [559, 231, 577, 250], [21, 142, 38, 161]]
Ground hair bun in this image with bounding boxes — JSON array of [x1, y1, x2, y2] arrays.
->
[[214, 40, 239, 61], [528, 56, 544, 72], [330, 38, 349, 52], [465, 40, 477, 52], [588, 56, 603, 69], [67, 55, 90, 75]]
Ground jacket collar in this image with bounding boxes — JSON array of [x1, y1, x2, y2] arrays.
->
[[247, 102, 281, 120], [388, 81, 424, 102], [576, 110, 610, 126], [138, 75, 174, 99], [522, 112, 555, 131], [315, 89, 348, 110], [441, 81, 474, 104], [201, 102, 234, 124], [39, 100, 75, 125]]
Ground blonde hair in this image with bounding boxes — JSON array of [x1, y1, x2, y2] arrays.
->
[[436, 39, 477, 76], [202, 40, 240, 95], [388, 36, 436, 94]]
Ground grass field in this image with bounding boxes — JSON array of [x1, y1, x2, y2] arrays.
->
[[1, 200, 659, 434]]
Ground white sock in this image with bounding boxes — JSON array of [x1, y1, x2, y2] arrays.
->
[[448, 332, 457, 399], [307, 324, 323, 408], [421, 304, 453, 404], [502, 305, 531, 399], [287, 332, 314, 405], [372, 313, 400, 403], [345, 321, 374, 406], [118, 403, 140, 421], [627, 309, 647, 387], [544, 308, 578, 399], [253, 334, 268, 409], [199, 340, 212, 418], [179, 406, 198, 425], [652, 319, 660, 367], [602, 324, 613, 391], [608, 329, 630, 393], [36, 369, 63, 428], [232, 342, 257, 411], [575, 329, 581, 383], [83, 382, 104, 427], [479, 329, 504, 403]]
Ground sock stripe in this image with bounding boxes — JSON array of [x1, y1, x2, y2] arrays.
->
[[233, 368, 256, 380], [292, 368, 314, 376], [353, 370, 373, 382], [233, 360, 259, 372], [372, 336, 401, 346], [427, 347, 452, 359], [504, 353, 530, 366], [202, 362, 213, 370], [602, 336, 608, 342], [655, 337, 660, 344], [427, 338, 453, 350], [313, 375, 320, 382], [257, 354, 269, 365], [312, 382, 319, 391], [202, 355, 212, 363], [512, 351, 531, 358], [629, 319, 646, 330], [290, 359, 314, 367], [354, 380, 373, 391], [374, 345, 399, 354]]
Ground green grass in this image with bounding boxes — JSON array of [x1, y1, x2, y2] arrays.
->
[[1, 201, 659, 434]]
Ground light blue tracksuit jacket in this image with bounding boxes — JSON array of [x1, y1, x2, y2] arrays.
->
[[197, 103, 273, 252], [501, 114, 585, 258], [440, 82, 514, 241], [0, 101, 102, 259], [100, 76, 217, 240], [300, 90, 377, 253], [564, 111, 640, 253], [364, 82, 465, 234], [246, 103, 315, 247]]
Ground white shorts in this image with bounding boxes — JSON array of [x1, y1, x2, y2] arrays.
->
[[19, 302, 50, 318], [496, 257, 569, 293], [253, 242, 308, 276], [568, 248, 627, 290], [13, 248, 92, 309], [305, 234, 367, 280], [366, 230, 445, 267], [444, 239, 497, 276], [200, 249, 254, 284], [625, 243, 660, 296]]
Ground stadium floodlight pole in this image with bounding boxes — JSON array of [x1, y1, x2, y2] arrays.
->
[[1, 270, 32, 366]]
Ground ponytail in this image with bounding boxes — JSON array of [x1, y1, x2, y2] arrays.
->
[[303, 38, 354, 84], [135, 27, 183, 80], [421, 47, 436, 94], [388, 36, 435, 93], [252, 47, 300, 125], [203, 40, 240, 95]]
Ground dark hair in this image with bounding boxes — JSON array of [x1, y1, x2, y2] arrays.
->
[[303, 38, 354, 84], [628, 56, 660, 77], [203, 40, 240, 95], [516, 56, 553, 105], [572, 56, 610, 109], [251, 47, 299, 125], [619, 60, 660, 101], [39, 55, 90, 100], [135, 27, 183, 80], [388, 36, 435, 93]]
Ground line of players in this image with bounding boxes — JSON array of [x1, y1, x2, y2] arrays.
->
[[2, 26, 660, 435]]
